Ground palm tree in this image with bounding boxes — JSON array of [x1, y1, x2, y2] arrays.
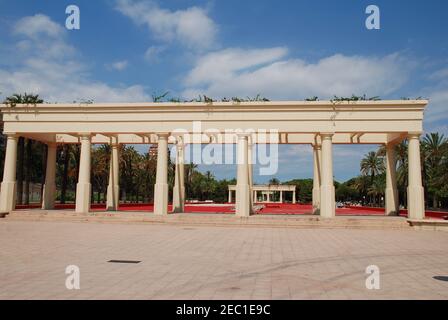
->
[[203, 171, 216, 200], [367, 178, 385, 207], [352, 175, 370, 205], [91, 145, 110, 203], [360, 151, 384, 184], [185, 163, 198, 199], [422, 133, 447, 208]]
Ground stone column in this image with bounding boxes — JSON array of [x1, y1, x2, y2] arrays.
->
[[236, 134, 250, 217], [253, 190, 257, 203], [279, 191, 283, 203], [0, 134, 18, 213], [228, 189, 232, 203], [106, 142, 120, 211], [320, 133, 335, 218], [385, 143, 399, 216], [292, 189, 296, 204], [407, 133, 425, 220], [42, 143, 57, 210], [267, 192, 271, 203], [179, 143, 185, 208], [173, 140, 185, 213], [248, 139, 254, 213], [75, 134, 91, 213], [154, 134, 169, 215], [312, 144, 321, 214]]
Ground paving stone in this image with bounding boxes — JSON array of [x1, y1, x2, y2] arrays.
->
[[0, 220, 447, 299]]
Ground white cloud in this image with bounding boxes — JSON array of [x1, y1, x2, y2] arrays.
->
[[144, 45, 165, 63], [185, 47, 288, 86], [13, 14, 75, 60], [109, 60, 129, 71], [425, 89, 448, 123], [13, 14, 63, 39], [418, 66, 448, 126], [182, 48, 411, 100], [115, 0, 217, 50], [428, 68, 448, 81], [1, 14, 149, 103]]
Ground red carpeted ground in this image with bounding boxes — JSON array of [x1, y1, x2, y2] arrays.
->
[[14, 202, 448, 220]]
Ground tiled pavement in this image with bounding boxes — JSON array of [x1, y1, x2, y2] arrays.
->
[[0, 220, 447, 299]]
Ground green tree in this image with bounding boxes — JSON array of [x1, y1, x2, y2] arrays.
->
[[422, 133, 447, 208], [360, 151, 384, 184]]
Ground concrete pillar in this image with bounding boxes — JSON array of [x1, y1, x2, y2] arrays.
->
[[253, 190, 257, 203], [267, 192, 271, 203], [312, 144, 321, 215], [236, 134, 250, 217], [292, 190, 296, 204], [173, 140, 185, 213], [407, 133, 425, 220], [42, 143, 57, 210], [106, 142, 120, 211], [279, 191, 283, 203], [248, 140, 254, 213], [179, 143, 185, 208], [320, 133, 335, 218], [75, 134, 91, 213], [385, 143, 399, 216], [228, 190, 232, 203], [0, 134, 18, 213], [154, 134, 169, 215]]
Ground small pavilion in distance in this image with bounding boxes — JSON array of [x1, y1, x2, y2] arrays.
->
[[228, 184, 296, 204]]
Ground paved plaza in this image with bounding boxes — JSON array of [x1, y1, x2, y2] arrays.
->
[[0, 220, 447, 300]]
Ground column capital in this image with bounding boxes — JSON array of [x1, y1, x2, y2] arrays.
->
[[320, 132, 334, 139], [408, 132, 422, 139], [4, 133, 19, 140], [172, 135, 185, 146], [78, 133, 92, 139], [106, 135, 119, 145], [156, 133, 170, 140], [236, 132, 251, 139]]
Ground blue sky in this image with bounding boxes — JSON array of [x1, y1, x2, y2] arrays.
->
[[1, 0, 448, 183]]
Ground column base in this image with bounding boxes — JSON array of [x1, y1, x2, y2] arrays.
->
[[154, 183, 169, 215], [172, 184, 184, 213], [75, 182, 91, 213], [0, 181, 16, 213], [385, 187, 399, 216], [180, 186, 185, 212], [236, 184, 251, 217], [312, 187, 320, 215], [106, 184, 120, 211], [407, 186, 425, 220], [42, 183, 56, 210], [320, 185, 335, 218]]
